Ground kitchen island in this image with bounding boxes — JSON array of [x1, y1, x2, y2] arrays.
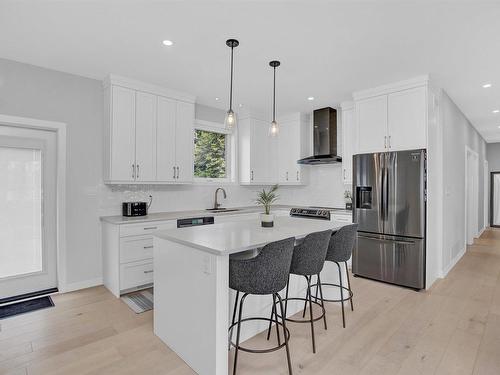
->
[[153, 216, 346, 375]]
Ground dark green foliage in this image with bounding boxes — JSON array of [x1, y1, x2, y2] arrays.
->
[[194, 129, 226, 178]]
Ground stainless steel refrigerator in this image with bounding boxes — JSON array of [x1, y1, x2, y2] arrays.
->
[[352, 149, 426, 289]]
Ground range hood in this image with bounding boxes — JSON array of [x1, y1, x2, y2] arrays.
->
[[298, 107, 342, 165]]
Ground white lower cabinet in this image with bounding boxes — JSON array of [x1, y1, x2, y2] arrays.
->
[[102, 220, 176, 297]]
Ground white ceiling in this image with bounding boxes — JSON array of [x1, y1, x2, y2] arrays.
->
[[1, 1, 500, 141]]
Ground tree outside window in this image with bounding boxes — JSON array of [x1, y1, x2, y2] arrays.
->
[[194, 129, 227, 179]]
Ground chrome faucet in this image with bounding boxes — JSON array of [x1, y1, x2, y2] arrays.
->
[[214, 188, 227, 209]]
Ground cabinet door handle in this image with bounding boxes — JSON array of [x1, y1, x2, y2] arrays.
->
[[132, 164, 135, 179], [173, 166, 176, 179], [384, 136, 387, 149], [296, 171, 299, 181], [143, 270, 153, 274], [176, 166, 180, 179], [388, 135, 391, 149], [286, 171, 289, 181], [136, 164, 140, 179], [143, 245, 154, 249], [344, 169, 346, 179], [251, 171, 254, 181], [143, 226, 157, 230]]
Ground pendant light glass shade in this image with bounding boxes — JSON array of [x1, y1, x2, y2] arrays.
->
[[225, 109, 236, 130], [225, 39, 239, 131], [269, 120, 279, 137], [268, 60, 280, 137]]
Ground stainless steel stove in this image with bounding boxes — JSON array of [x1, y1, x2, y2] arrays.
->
[[289, 206, 349, 220]]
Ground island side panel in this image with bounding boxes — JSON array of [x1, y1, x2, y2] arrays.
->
[[154, 236, 229, 375]]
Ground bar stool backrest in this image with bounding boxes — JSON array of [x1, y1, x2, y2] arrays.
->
[[290, 229, 333, 276], [327, 224, 358, 262], [229, 237, 295, 295]]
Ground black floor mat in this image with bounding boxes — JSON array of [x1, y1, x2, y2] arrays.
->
[[0, 296, 54, 319]]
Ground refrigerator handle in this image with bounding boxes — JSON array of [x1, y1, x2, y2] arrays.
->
[[384, 153, 389, 222], [357, 234, 415, 245], [380, 153, 385, 223]]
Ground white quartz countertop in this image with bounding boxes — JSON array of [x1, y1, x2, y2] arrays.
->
[[154, 216, 347, 255], [100, 205, 352, 225]]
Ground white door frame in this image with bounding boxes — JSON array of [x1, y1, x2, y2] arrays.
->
[[484, 160, 489, 231], [465, 145, 479, 247], [0, 114, 67, 292]]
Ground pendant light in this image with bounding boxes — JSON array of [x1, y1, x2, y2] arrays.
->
[[224, 39, 239, 130], [269, 60, 280, 137]]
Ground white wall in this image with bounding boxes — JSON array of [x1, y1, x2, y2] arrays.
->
[[0, 58, 345, 289], [441, 91, 487, 276]]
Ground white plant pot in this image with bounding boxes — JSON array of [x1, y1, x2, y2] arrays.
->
[[260, 213, 275, 228]]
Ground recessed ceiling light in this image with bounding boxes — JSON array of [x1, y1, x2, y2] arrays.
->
[[493, 109, 500, 113], [307, 97, 315, 101], [483, 83, 492, 88], [162, 40, 174, 46], [215, 97, 220, 101], [497, 125, 500, 128], [239, 104, 243, 107]]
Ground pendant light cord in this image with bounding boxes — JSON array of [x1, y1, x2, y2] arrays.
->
[[229, 46, 234, 111], [272, 66, 276, 122]]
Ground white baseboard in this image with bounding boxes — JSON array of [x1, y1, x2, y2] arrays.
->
[[478, 226, 486, 237], [60, 277, 103, 293], [440, 247, 466, 278]]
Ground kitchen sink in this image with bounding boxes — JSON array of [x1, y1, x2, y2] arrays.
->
[[205, 208, 241, 213]]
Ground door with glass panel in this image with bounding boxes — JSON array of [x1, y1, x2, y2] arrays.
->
[[0, 126, 57, 300]]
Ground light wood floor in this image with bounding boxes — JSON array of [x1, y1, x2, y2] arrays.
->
[[1, 229, 500, 375]]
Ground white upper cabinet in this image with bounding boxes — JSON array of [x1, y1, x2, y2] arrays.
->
[[109, 86, 136, 182], [239, 112, 306, 185], [355, 95, 388, 154], [341, 102, 355, 184], [353, 75, 429, 154], [277, 117, 303, 184], [387, 86, 426, 151], [135, 92, 157, 181], [104, 75, 195, 184], [174, 101, 195, 183], [156, 96, 177, 182]]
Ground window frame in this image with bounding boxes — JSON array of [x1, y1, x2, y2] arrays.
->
[[193, 120, 236, 184]]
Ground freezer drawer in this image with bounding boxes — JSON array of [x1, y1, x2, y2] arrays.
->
[[352, 233, 425, 289]]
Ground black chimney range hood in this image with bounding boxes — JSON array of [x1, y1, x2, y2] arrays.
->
[[297, 107, 342, 165]]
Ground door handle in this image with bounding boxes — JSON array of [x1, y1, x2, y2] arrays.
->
[[251, 171, 254, 181], [143, 270, 153, 274], [388, 136, 391, 149], [136, 164, 140, 179], [176, 166, 180, 179], [343, 169, 346, 179], [286, 171, 288, 181], [143, 245, 154, 249], [296, 171, 299, 181], [132, 164, 135, 179], [173, 166, 176, 179], [143, 226, 158, 230], [384, 136, 387, 149]]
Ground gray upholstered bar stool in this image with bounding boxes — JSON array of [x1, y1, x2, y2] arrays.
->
[[270, 229, 332, 354], [313, 224, 358, 328], [229, 237, 295, 375]]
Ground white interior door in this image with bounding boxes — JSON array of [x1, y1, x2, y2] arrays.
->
[[0, 126, 57, 299]]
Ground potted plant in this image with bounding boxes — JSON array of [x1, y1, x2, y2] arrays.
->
[[256, 184, 279, 227], [344, 190, 353, 210]]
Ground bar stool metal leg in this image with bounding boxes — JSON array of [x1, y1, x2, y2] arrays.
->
[[306, 275, 317, 353], [276, 293, 293, 375], [345, 261, 354, 311], [230, 291, 240, 349], [336, 262, 346, 328], [233, 293, 248, 375], [316, 274, 327, 330]]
